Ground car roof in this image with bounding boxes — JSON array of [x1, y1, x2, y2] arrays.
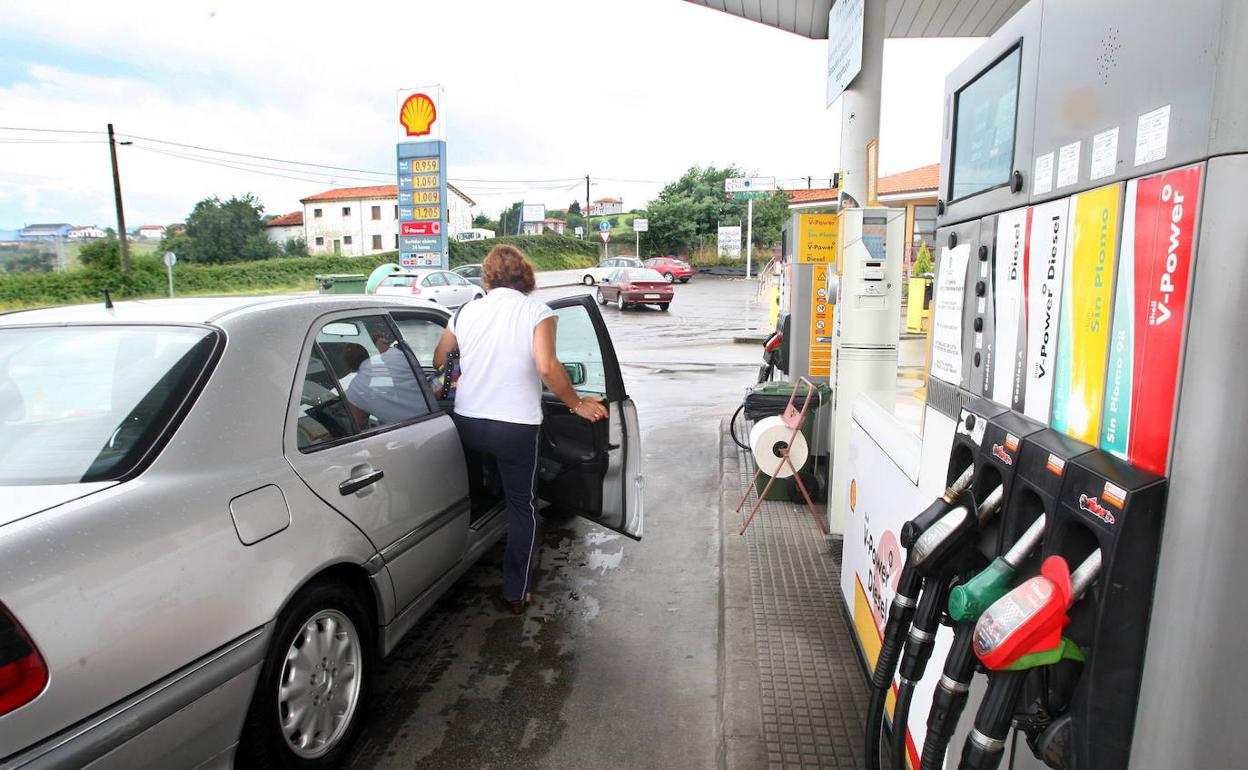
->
[[0, 294, 450, 327]]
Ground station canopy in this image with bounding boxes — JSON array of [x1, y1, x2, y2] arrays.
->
[[684, 0, 1025, 38]]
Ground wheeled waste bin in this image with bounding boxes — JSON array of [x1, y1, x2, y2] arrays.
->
[[315, 274, 368, 294]]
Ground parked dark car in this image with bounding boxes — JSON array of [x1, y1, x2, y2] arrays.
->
[[452, 263, 484, 288], [595, 268, 674, 311]]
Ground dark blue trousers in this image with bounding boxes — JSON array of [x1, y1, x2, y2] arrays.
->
[[452, 414, 542, 602]]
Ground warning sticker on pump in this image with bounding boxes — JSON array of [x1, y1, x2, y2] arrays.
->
[[1046, 454, 1066, 476], [1102, 482, 1127, 508]]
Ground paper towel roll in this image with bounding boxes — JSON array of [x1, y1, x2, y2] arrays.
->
[[748, 416, 809, 479]]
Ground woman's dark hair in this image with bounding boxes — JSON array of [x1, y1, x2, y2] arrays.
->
[[482, 245, 536, 294]]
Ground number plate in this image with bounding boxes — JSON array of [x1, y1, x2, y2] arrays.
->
[[645, 294, 660, 299]]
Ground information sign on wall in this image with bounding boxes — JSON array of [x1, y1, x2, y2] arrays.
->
[[396, 84, 448, 267], [797, 214, 838, 264]]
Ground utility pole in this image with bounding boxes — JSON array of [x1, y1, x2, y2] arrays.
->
[[585, 174, 591, 239], [746, 197, 754, 280], [107, 123, 131, 273]]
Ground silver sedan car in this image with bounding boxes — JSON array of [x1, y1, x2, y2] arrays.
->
[[0, 294, 643, 769]]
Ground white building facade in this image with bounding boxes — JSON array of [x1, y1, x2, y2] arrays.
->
[[593, 197, 624, 216], [264, 211, 304, 246], [301, 184, 475, 257], [67, 225, 106, 239]]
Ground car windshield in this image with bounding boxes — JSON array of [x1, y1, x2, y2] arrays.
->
[[0, 325, 218, 485], [627, 269, 666, 282]]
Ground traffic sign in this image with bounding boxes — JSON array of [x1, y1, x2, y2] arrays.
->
[[163, 251, 177, 267], [633, 218, 649, 232], [726, 191, 773, 200], [725, 176, 777, 193], [598, 220, 611, 231], [600, 231, 611, 243]]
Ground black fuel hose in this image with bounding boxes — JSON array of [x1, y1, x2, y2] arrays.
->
[[864, 562, 923, 770], [729, 402, 750, 450], [892, 575, 952, 770], [957, 670, 1027, 770], [920, 622, 978, 770]]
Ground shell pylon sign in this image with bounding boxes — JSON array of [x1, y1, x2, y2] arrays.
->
[[396, 85, 448, 268]]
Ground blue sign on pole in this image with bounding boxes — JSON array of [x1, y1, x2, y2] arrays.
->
[[598, 220, 610, 232]]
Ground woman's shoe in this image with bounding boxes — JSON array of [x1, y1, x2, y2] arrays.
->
[[509, 593, 535, 615]]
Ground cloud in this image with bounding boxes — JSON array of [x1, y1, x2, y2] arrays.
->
[[0, 0, 976, 226]]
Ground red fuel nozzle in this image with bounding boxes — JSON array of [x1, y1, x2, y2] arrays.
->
[[972, 551, 1101, 671]]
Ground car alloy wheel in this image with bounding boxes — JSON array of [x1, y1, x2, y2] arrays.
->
[[238, 581, 373, 767], [617, 294, 626, 311], [597, 288, 607, 305], [583, 275, 595, 286], [664, 272, 674, 282], [279, 609, 363, 759]]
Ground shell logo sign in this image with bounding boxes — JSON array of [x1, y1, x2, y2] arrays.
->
[[396, 85, 444, 143], [400, 93, 437, 138]]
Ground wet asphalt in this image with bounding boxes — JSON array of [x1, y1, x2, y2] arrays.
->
[[345, 277, 770, 770]]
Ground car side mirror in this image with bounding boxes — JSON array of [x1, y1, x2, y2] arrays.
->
[[564, 362, 587, 386]]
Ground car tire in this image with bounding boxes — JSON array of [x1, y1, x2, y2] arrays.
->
[[596, 289, 607, 306], [680, 277, 691, 283], [664, 272, 674, 283], [658, 303, 670, 311], [616, 294, 627, 311], [583, 275, 595, 286], [237, 580, 375, 769]]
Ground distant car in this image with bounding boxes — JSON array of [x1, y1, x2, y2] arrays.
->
[[0, 294, 642, 769], [643, 256, 693, 283], [452, 263, 484, 288], [582, 257, 643, 286], [373, 269, 483, 308], [596, 267, 675, 311]]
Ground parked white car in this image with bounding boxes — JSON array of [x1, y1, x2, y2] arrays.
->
[[372, 269, 483, 308], [581, 257, 643, 286], [0, 294, 642, 769]]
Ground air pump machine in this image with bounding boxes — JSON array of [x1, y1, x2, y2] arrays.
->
[[840, 0, 1248, 767]]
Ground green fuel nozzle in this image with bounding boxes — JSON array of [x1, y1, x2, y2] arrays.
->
[[949, 513, 1047, 622]]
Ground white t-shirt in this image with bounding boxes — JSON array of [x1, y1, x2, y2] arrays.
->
[[450, 288, 554, 425]]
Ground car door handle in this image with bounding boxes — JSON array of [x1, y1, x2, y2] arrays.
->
[[339, 469, 384, 496]]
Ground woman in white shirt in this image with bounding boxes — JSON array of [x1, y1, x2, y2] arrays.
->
[[434, 245, 607, 614]]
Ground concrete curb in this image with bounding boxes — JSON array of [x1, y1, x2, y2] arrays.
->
[[718, 416, 767, 770]]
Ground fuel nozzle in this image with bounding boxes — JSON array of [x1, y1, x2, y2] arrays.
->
[[911, 484, 1004, 575], [902, 465, 976, 548], [949, 513, 1047, 622]]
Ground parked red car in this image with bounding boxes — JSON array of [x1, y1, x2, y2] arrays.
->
[[643, 256, 693, 283], [596, 267, 675, 311]]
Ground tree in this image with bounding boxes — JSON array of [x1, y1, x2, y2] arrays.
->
[[569, 200, 582, 215], [645, 164, 791, 257], [497, 201, 523, 236], [282, 237, 307, 257], [162, 194, 280, 264], [78, 238, 121, 271], [472, 213, 499, 232]]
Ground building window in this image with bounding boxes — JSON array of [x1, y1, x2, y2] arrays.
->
[[344, 236, 353, 245], [313, 208, 322, 218], [342, 206, 352, 217], [371, 205, 381, 220], [372, 235, 383, 250], [315, 237, 324, 246]]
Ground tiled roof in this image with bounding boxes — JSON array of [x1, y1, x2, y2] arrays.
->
[[878, 163, 939, 196], [786, 188, 840, 205], [266, 211, 304, 227], [301, 185, 398, 203], [594, 197, 622, 203]]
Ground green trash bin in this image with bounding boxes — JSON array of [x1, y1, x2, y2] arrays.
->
[[745, 380, 831, 501], [315, 274, 368, 295]]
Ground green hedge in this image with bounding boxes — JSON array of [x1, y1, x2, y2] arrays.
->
[[0, 237, 600, 311], [448, 232, 598, 268]]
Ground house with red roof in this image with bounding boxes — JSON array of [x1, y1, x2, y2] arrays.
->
[[590, 197, 623, 216], [299, 183, 476, 256], [264, 211, 304, 245]]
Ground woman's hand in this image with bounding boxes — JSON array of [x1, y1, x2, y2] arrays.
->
[[571, 396, 609, 422]]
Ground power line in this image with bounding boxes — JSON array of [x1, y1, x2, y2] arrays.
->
[[0, 126, 107, 136]]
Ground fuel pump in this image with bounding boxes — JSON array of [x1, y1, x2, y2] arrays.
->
[[864, 465, 976, 770], [957, 552, 1102, 770]]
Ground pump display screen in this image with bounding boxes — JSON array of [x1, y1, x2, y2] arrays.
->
[[950, 45, 1022, 201]]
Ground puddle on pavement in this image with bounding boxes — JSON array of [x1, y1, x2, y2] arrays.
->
[[346, 517, 627, 770]]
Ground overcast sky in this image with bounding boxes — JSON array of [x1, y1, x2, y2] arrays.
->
[[0, 0, 984, 228]]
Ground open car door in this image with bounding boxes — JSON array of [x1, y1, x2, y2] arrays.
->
[[540, 296, 643, 540]]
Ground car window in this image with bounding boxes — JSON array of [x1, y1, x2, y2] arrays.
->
[[463, 265, 481, 277], [383, 275, 414, 288], [0, 325, 218, 485], [605, 269, 621, 283], [628, 268, 666, 282], [551, 305, 607, 397], [445, 272, 468, 286], [311, 316, 430, 439], [296, 346, 356, 450], [423, 272, 447, 287], [393, 316, 445, 368]]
